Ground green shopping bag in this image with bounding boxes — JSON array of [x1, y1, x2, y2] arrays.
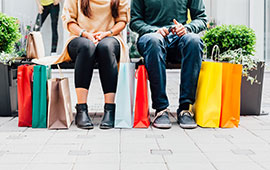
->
[[32, 65, 51, 128]]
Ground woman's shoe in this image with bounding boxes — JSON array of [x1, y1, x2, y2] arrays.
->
[[75, 104, 94, 129], [100, 103, 115, 129]]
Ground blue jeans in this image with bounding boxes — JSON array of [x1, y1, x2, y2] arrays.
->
[[137, 32, 203, 110]]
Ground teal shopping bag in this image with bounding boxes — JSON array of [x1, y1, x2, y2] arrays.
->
[[32, 65, 51, 128], [115, 63, 135, 128]]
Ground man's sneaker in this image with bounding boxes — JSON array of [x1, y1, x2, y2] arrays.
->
[[152, 109, 172, 129], [177, 110, 197, 129]]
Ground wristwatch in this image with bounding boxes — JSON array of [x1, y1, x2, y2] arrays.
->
[[79, 29, 86, 37]]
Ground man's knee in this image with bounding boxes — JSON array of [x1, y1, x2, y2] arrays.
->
[[182, 33, 203, 48], [138, 33, 165, 50]]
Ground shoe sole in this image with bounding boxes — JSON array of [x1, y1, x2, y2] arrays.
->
[[153, 123, 172, 129], [99, 125, 114, 130], [76, 123, 94, 130], [179, 123, 197, 129]]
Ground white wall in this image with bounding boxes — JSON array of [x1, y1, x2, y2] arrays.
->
[[204, 0, 265, 61], [2, 0, 65, 56], [0, 0, 2, 12], [250, 0, 265, 60]]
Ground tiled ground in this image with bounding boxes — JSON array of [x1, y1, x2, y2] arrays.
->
[[0, 70, 269, 170]]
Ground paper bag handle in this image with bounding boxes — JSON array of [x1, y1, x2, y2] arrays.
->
[[211, 45, 220, 61], [57, 64, 64, 78]]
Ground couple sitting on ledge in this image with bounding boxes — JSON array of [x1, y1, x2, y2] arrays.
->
[[46, 0, 207, 130]]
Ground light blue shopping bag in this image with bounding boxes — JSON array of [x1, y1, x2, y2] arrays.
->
[[115, 63, 135, 128]]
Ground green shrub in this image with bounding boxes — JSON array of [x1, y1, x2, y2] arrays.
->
[[0, 12, 21, 54], [202, 25, 256, 57]]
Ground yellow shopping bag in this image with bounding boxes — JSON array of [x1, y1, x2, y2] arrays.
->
[[193, 45, 223, 128], [194, 61, 223, 127]]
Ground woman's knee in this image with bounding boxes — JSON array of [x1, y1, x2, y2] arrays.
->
[[96, 37, 120, 59], [78, 38, 96, 55]]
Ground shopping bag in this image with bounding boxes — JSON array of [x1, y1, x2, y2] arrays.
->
[[115, 63, 135, 128], [26, 31, 45, 59], [32, 65, 51, 128], [47, 66, 73, 129], [220, 62, 242, 128], [194, 45, 223, 128], [133, 64, 150, 128], [17, 65, 34, 127]]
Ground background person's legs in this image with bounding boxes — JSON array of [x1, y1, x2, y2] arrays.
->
[[50, 4, 59, 53], [33, 5, 50, 31]]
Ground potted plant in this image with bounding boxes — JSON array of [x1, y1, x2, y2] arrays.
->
[[0, 12, 21, 116], [202, 25, 265, 115]]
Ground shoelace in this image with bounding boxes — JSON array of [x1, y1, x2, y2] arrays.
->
[[152, 108, 170, 123], [180, 110, 194, 117]]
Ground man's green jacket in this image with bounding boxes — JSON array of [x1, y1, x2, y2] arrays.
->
[[130, 0, 208, 37]]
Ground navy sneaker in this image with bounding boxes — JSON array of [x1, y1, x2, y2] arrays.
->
[[152, 109, 172, 129], [177, 109, 197, 129]]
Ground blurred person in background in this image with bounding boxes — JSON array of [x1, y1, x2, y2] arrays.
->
[[34, 0, 62, 55]]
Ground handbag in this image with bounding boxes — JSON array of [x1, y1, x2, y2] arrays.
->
[[26, 32, 45, 59], [133, 63, 150, 128], [47, 65, 73, 129], [32, 65, 51, 128], [17, 65, 34, 127]]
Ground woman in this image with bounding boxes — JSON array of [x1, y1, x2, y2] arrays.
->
[[60, 0, 129, 129], [34, 0, 61, 55]]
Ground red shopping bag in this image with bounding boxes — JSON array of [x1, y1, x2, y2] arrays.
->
[[133, 65, 150, 128], [17, 65, 34, 127]]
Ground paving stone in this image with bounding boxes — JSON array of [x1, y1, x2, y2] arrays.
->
[[68, 150, 91, 156], [213, 162, 264, 170], [167, 162, 216, 170], [121, 163, 167, 170], [150, 149, 173, 155], [73, 163, 119, 170], [76, 153, 120, 163], [231, 149, 255, 155], [24, 163, 73, 170]]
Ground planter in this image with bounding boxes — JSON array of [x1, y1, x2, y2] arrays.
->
[[0, 63, 18, 116], [240, 62, 265, 115]]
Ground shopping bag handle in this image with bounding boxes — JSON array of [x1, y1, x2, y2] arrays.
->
[[57, 64, 64, 78], [211, 45, 220, 61]]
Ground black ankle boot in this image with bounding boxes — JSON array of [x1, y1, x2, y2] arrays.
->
[[100, 103, 115, 129], [75, 104, 94, 129]]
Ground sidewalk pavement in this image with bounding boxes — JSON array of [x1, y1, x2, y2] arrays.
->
[[0, 70, 269, 170]]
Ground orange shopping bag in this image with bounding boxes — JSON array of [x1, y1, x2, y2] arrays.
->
[[220, 62, 242, 128]]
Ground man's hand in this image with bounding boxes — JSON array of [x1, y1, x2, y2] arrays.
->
[[171, 19, 187, 37], [83, 32, 98, 45], [54, 0, 61, 5], [156, 27, 169, 37], [38, 4, 44, 14], [93, 31, 111, 41]]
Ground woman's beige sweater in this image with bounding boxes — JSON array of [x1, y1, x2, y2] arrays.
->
[[35, 0, 130, 65]]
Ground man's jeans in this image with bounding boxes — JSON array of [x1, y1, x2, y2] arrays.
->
[[137, 32, 203, 110]]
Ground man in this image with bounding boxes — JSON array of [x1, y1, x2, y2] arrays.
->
[[130, 0, 207, 129], [34, 0, 62, 55]]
